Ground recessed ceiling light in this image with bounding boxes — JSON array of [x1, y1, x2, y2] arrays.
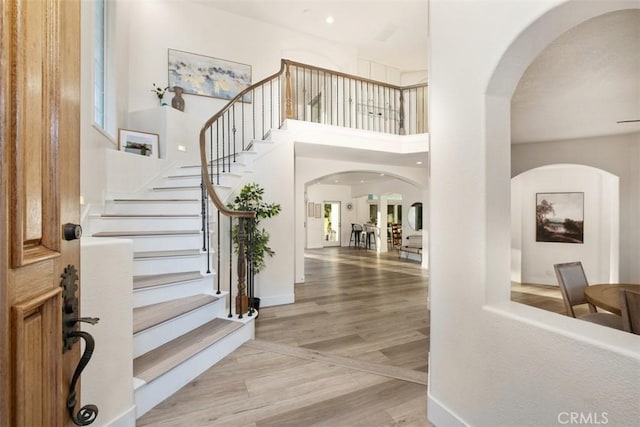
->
[[416, 161, 423, 165], [360, 180, 365, 183], [326, 16, 334, 24], [380, 173, 385, 176], [335, 180, 339, 183]]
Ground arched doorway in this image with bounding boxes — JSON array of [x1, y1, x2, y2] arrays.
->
[[511, 164, 620, 287]]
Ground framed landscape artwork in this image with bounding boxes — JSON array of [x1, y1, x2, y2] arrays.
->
[[535, 192, 584, 243], [118, 129, 159, 158], [168, 48, 252, 101]]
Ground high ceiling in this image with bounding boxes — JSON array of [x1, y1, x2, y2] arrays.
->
[[201, 1, 429, 188], [198, 3, 639, 184], [198, 0, 429, 72]]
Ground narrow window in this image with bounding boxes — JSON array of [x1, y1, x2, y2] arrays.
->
[[93, 0, 105, 128]]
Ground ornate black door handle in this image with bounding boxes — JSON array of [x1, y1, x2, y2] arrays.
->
[[61, 265, 100, 426], [66, 329, 99, 425]]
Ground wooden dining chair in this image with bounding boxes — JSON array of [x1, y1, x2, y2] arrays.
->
[[620, 289, 640, 335], [553, 262, 623, 330]]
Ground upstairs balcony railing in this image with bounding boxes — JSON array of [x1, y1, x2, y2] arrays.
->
[[283, 59, 427, 136], [199, 59, 428, 317]]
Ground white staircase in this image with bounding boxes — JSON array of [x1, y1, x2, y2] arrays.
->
[[89, 154, 265, 418]]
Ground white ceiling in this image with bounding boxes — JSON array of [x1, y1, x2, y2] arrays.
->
[[296, 142, 427, 186], [511, 9, 640, 143], [197, 0, 429, 72]]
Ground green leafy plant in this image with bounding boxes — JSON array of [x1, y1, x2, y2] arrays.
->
[[151, 83, 169, 103], [227, 183, 281, 274]]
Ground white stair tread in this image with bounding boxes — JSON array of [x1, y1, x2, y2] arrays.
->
[[133, 271, 204, 290], [133, 294, 218, 334], [134, 249, 201, 259], [153, 185, 200, 190], [100, 214, 200, 218], [182, 157, 251, 169], [167, 172, 240, 179], [92, 230, 200, 237], [112, 198, 199, 202], [153, 185, 230, 191], [133, 318, 242, 384]]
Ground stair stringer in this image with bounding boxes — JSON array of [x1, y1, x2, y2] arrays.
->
[[215, 136, 281, 205]]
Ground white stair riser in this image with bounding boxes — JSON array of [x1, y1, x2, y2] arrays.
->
[[89, 216, 203, 233], [97, 234, 205, 252], [178, 163, 248, 176], [134, 321, 254, 418], [148, 188, 233, 200], [133, 253, 210, 275], [133, 300, 228, 358], [163, 173, 239, 188], [203, 152, 255, 166], [103, 200, 201, 216], [250, 140, 275, 155], [133, 277, 219, 308], [135, 234, 206, 253], [148, 188, 203, 199]]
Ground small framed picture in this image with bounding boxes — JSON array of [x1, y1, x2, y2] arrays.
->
[[535, 192, 584, 243], [118, 129, 159, 158]]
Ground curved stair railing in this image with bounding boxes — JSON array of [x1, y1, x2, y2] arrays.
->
[[199, 59, 428, 317]]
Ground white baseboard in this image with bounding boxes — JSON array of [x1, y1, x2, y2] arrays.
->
[[427, 393, 468, 427], [258, 293, 295, 307], [104, 405, 136, 427]]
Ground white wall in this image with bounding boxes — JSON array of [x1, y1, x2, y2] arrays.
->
[[305, 184, 353, 248], [81, 238, 135, 427], [512, 132, 640, 282], [511, 165, 619, 285], [126, 1, 363, 120], [428, 1, 640, 426], [247, 138, 296, 308]]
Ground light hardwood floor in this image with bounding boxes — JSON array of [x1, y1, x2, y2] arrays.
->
[[138, 247, 431, 426], [138, 248, 573, 426]]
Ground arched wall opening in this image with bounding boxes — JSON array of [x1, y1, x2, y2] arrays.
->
[[295, 159, 428, 282], [483, 1, 639, 305], [510, 164, 620, 288]]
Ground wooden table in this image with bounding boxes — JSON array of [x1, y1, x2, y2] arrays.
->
[[584, 284, 640, 316]]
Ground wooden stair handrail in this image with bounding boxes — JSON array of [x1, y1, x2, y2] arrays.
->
[[198, 61, 288, 218]]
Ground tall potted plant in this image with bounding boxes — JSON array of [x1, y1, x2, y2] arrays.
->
[[227, 182, 281, 311]]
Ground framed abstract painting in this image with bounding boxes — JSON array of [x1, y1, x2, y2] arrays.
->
[[168, 48, 251, 101]]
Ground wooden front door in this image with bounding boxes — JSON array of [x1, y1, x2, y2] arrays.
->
[[1, 0, 81, 426]]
